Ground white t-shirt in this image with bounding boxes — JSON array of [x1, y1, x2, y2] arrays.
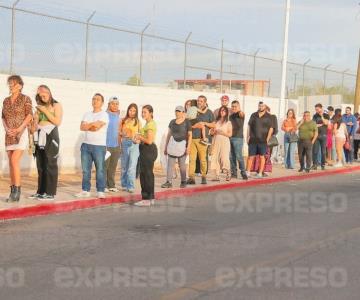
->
[[82, 110, 109, 146]]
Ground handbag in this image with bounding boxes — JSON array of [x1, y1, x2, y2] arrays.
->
[[289, 132, 299, 143], [167, 136, 186, 157], [268, 136, 279, 147], [344, 139, 351, 150]]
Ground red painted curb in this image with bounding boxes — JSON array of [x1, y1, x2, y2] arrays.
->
[[1, 165, 360, 221]]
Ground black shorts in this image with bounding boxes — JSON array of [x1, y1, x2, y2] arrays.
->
[[248, 143, 267, 156]]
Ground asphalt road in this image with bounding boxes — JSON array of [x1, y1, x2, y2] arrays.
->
[[1, 172, 360, 300]]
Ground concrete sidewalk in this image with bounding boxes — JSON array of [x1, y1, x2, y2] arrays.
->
[[0, 163, 359, 220]]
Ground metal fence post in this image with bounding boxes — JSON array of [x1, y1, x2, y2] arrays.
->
[[139, 23, 151, 86], [183, 32, 192, 89], [10, 0, 20, 74], [220, 39, 224, 93], [84, 11, 96, 81], [252, 48, 261, 96], [323, 64, 332, 95], [341, 68, 349, 96], [302, 58, 311, 97]]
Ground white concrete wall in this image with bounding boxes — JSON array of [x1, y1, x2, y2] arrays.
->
[[0, 74, 286, 174]]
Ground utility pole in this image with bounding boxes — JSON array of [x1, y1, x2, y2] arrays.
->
[[279, 0, 291, 117], [355, 49, 360, 112]]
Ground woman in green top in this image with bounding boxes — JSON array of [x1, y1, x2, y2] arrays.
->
[[134, 105, 158, 206]]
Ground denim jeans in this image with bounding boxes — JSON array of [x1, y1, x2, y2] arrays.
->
[[312, 134, 327, 167], [344, 137, 354, 163], [283, 133, 296, 169], [121, 139, 140, 190], [81, 143, 106, 192], [230, 137, 245, 175]]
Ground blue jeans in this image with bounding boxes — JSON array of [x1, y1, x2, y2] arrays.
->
[[313, 135, 327, 167], [230, 137, 245, 175], [81, 143, 106, 192], [284, 133, 296, 169], [121, 139, 140, 190], [344, 137, 354, 163]]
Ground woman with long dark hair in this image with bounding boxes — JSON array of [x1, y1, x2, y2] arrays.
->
[[29, 85, 63, 200], [333, 109, 348, 167], [281, 108, 297, 169], [210, 105, 232, 181], [134, 105, 158, 206], [119, 103, 142, 193], [2, 75, 33, 202]]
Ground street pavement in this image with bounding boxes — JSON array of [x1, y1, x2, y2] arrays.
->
[[0, 171, 360, 299]]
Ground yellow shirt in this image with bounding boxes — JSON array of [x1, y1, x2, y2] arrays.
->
[[141, 120, 157, 140], [122, 118, 142, 138]]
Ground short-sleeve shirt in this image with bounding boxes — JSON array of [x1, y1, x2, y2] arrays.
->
[[2, 94, 33, 146], [312, 113, 329, 136], [169, 119, 191, 142], [192, 109, 215, 139], [229, 112, 244, 138], [106, 112, 120, 148], [248, 111, 273, 144], [141, 119, 157, 142], [82, 110, 109, 146], [122, 118, 142, 138], [299, 120, 318, 140]]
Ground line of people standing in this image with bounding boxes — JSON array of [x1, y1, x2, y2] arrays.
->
[[3, 75, 358, 204], [283, 103, 359, 172]]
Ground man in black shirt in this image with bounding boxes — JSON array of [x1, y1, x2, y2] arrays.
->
[[229, 100, 247, 180], [187, 95, 215, 185], [246, 102, 273, 179], [312, 103, 329, 170]]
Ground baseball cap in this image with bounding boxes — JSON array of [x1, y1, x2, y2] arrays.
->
[[175, 105, 185, 112], [108, 96, 119, 103]]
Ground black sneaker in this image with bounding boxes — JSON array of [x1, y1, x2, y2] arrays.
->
[[180, 182, 187, 188], [201, 177, 207, 185], [241, 172, 248, 180], [28, 193, 42, 199], [186, 178, 196, 185], [321, 166, 325, 170], [298, 168, 304, 172], [231, 174, 237, 179], [161, 181, 172, 188], [37, 194, 55, 201], [305, 168, 310, 173]]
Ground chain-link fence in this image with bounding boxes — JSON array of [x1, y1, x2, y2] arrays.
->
[[0, 2, 356, 101]]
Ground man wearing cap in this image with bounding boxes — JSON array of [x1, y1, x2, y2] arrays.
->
[[214, 95, 232, 119], [105, 96, 121, 192]]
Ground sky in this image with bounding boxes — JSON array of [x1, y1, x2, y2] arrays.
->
[[0, 0, 359, 91]]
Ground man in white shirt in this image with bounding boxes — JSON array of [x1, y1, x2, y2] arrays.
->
[[76, 93, 109, 199]]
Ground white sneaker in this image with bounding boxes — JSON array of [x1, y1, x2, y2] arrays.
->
[[151, 200, 155, 205], [104, 188, 110, 193], [128, 189, 135, 194], [134, 200, 152, 207], [334, 163, 343, 168], [246, 171, 252, 178], [109, 188, 119, 193], [75, 191, 91, 198], [97, 192, 106, 199], [254, 173, 263, 179]]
